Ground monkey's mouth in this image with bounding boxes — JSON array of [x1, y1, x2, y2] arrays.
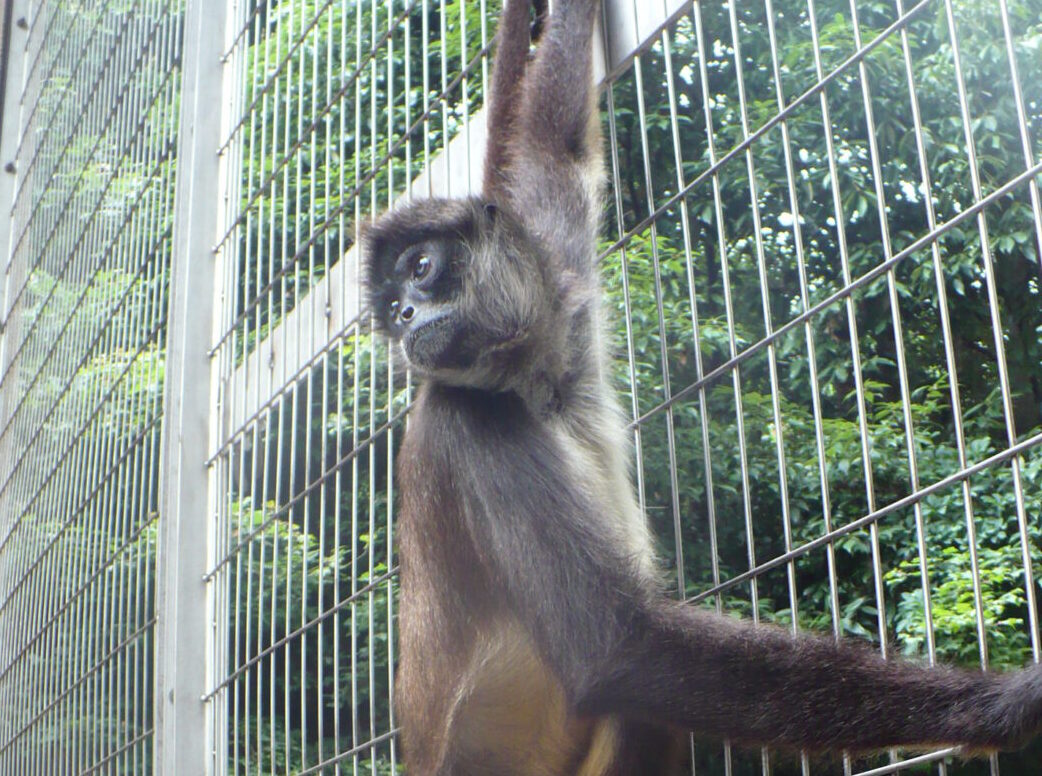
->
[[404, 314, 474, 370]]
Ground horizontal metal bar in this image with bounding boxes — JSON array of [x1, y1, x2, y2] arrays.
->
[[82, 729, 154, 776], [687, 428, 1042, 606], [853, 748, 960, 776], [295, 727, 400, 776]]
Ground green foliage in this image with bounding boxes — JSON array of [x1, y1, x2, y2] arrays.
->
[[887, 543, 1032, 665]]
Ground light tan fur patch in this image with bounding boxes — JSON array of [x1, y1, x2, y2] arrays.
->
[[448, 619, 619, 775]]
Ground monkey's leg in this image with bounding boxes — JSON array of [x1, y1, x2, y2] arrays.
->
[[610, 720, 686, 773]]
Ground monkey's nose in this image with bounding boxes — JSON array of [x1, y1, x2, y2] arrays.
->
[[400, 305, 415, 322]]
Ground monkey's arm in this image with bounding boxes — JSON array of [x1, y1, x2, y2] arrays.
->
[[495, 0, 604, 272], [445, 390, 1042, 753], [483, 0, 593, 196], [483, 0, 543, 197], [516, 0, 600, 165]]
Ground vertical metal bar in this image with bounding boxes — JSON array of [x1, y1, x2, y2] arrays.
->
[[388, 4, 403, 772], [439, 0, 449, 194], [603, 83, 650, 545], [154, 0, 229, 773], [627, 28, 686, 603], [759, 4, 827, 772], [316, 4, 333, 769], [0, 9, 29, 764], [996, 0, 1042, 273], [367, 7, 381, 768], [687, 4, 737, 772], [334, 0, 351, 769], [846, 9, 943, 716], [942, 0, 1041, 662], [723, 8, 787, 773], [350, 1, 364, 770], [221, 2, 252, 769], [0, 0, 27, 480], [804, 0, 888, 659], [892, 0, 993, 702]]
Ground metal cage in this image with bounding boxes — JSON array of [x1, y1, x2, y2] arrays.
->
[[0, 1, 1039, 774]]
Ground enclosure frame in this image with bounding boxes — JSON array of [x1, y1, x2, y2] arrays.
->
[[0, 1, 1039, 774]]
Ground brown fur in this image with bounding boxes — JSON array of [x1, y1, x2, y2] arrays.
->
[[363, 1, 1042, 773]]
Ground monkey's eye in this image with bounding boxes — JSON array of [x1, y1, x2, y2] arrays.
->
[[412, 254, 431, 281], [388, 300, 400, 320]]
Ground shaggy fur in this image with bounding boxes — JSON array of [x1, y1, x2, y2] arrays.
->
[[361, 1, 1042, 773]]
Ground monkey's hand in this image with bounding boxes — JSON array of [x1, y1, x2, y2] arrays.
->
[[531, 0, 549, 43]]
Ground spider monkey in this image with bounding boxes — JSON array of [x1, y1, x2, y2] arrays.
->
[[362, 0, 1042, 772]]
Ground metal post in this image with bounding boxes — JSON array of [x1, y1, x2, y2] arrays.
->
[[0, 0, 28, 442], [0, 2, 26, 757], [154, 0, 229, 773]]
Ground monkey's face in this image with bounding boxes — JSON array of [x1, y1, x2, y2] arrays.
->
[[372, 236, 472, 370], [363, 198, 549, 386]]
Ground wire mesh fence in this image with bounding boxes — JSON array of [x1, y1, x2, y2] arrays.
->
[[0, 0, 1040, 774], [0, 1, 183, 772]]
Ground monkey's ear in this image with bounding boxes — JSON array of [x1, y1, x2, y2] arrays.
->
[[357, 224, 375, 278], [358, 217, 398, 281], [357, 220, 388, 316]]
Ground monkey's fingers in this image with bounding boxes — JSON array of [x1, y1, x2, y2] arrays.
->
[[531, 0, 549, 43]]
